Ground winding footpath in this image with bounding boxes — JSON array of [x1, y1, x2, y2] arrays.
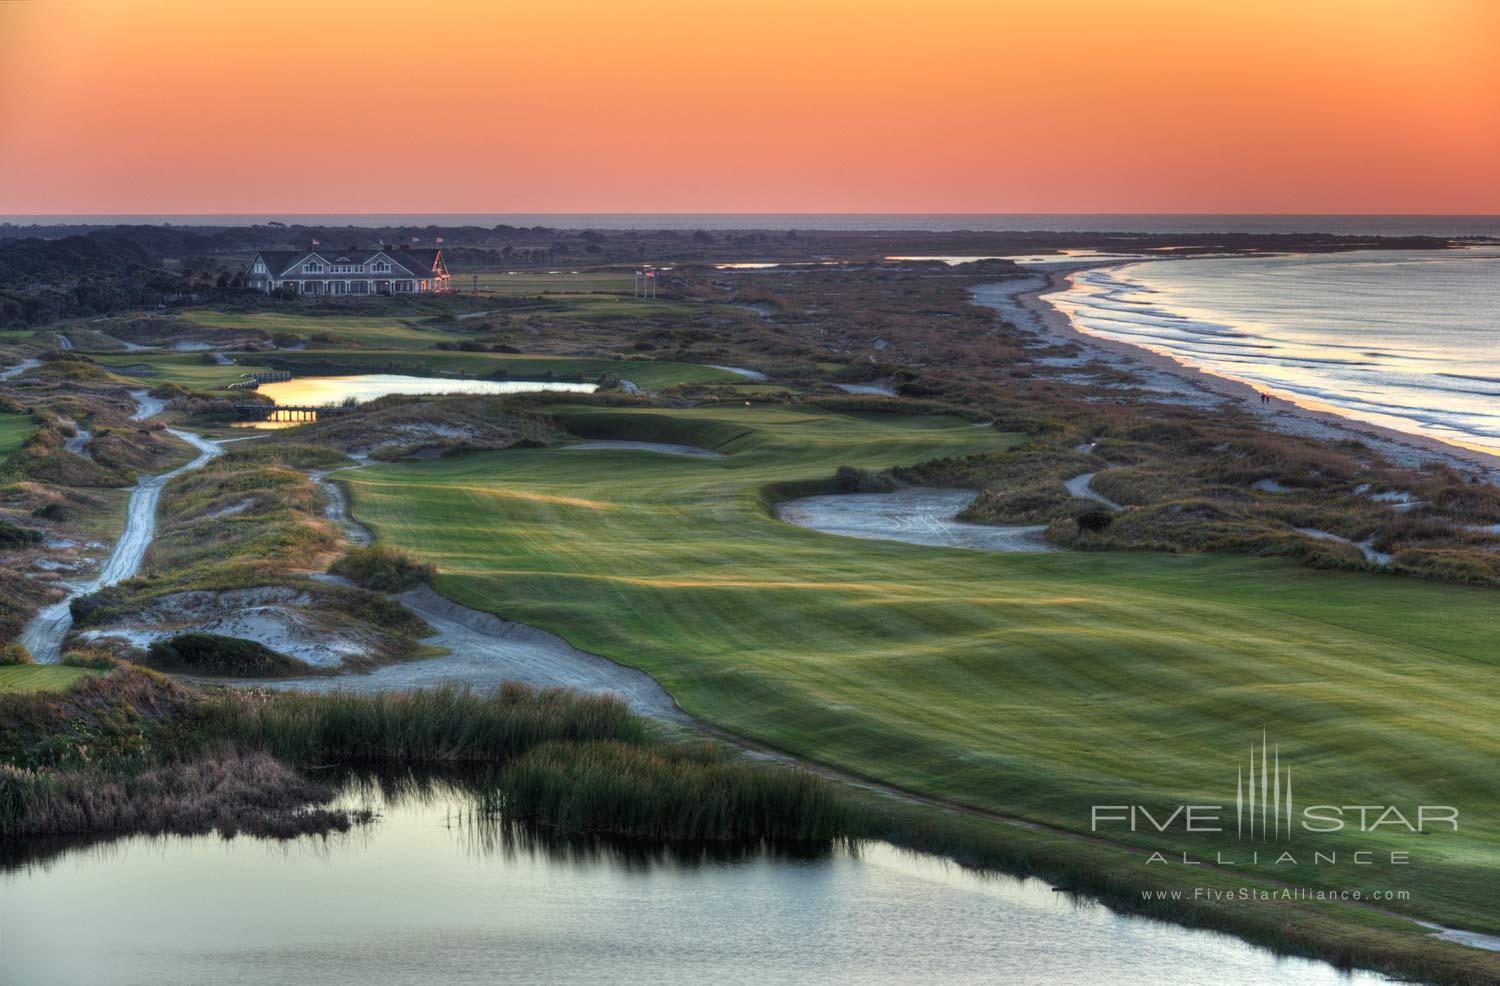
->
[[0, 358, 40, 381], [19, 392, 223, 663], [1063, 471, 1123, 511]]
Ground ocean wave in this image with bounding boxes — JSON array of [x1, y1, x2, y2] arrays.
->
[[1054, 250, 1500, 453]]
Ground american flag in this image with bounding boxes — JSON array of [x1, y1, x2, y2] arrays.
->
[[411, 237, 420, 244], [436, 236, 444, 243], [311, 239, 320, 245]]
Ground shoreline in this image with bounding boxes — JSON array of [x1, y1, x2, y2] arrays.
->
[[1004, 263, 1500, 481]]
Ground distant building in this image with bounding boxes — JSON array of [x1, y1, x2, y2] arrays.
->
[[244, 247, 450, 295]]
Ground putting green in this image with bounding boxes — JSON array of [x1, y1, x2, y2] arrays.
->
[[343, 404, 1500, 930], [180, 309, 445, 348], [0, 666, 94, 693], [0, 412, 39, 462], [93, 353, 279, 390], [462, 271, 636, 295]]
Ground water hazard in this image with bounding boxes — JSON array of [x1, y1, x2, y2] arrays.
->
[[0, 781, 1390, 986]]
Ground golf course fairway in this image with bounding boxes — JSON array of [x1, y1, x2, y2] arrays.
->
[[342, 404, 1500, 932]]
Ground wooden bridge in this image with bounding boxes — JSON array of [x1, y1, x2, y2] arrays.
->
[[232, 403, 354, 423]]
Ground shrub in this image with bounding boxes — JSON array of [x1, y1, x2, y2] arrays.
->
[[0, 520, 43, 548], [145, 634, 305, 678], [1077, 509, 1115, 533], [0, 643, 34, 666], [328, 545, 436, 592], [835, 465, 897, 493], [30, 502, 73, 522], [61, 650, 118, 671]]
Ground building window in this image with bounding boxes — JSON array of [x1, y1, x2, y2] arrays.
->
[[350, 280, 369, 295], [304, 262, 323, 274], [371, 260, 391, 273], [253, 261, 266, 274]]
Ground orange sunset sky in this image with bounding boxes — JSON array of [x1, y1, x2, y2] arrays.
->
[[1, 0, 1498, 216]]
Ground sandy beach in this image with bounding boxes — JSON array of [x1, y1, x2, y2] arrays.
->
[[994, 263, 1500, 482]]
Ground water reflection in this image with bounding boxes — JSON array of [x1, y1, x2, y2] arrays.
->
[[0, 769, 1393, 985]]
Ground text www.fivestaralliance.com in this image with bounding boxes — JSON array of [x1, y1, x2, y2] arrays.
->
[[1141, 888, 1411, 903]]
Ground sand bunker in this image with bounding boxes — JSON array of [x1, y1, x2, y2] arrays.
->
[[708, 365, 768, 382], [776, 488, 1058, 553], [835, 383, 897, 397], [78, 587, 379, 668]]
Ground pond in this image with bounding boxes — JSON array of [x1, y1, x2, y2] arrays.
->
[[258, 373, 598, 405], [0, 782, 1390, 985], [234, 374, 600, 428]]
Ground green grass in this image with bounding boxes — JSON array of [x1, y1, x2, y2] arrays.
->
[[460, 271, 636, 295], [0, 666, 94, 693], [92, 353, 278, 390], [260, 350, 741, 389], [0, 412, 39, 463], [341, 403, 1500, 933], [180, 309, 451, 348]]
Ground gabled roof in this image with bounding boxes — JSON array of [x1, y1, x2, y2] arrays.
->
[[386, 249, 443, 275], [247, 248, 445, 278]]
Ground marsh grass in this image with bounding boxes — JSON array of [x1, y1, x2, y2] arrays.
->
[[0, 752, 349, 840], [490, 739, 859, 842], [197, 682, 648, 765]]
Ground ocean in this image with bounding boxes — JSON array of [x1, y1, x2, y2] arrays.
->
[[1046, 248, 1500, 455], [3, 214, 1499, 236]]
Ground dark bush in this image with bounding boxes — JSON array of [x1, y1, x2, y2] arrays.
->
[[145, 634, 304, 678], [1077, 509, 1115, 533], [30, 503, 73, 522], [835, 465, 897, 493], [0, 520, 43, 548]]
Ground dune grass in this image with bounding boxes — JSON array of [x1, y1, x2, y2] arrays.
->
[[340, 402, 1500, 934]]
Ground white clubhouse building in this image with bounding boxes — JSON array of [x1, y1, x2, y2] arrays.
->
[[245, 247, 450, 295]]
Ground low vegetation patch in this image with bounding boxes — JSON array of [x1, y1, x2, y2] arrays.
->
[[329, 545, 435, 592], [145, 633, 306, 678], [1, 643, 34, 666]]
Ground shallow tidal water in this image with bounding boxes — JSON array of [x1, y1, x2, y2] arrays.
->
[[0, 786, 1390, 985], [1049, 248, 1500, 454]]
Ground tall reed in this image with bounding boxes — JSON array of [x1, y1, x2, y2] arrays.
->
[[197, 682, 647, 765], [490, 739, 860, 842]]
